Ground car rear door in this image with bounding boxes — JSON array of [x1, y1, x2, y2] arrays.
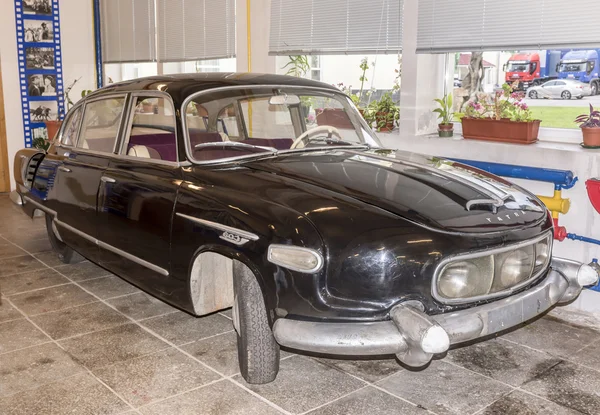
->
[[53, 94, 129, 259], [96, 92, 182, 291]]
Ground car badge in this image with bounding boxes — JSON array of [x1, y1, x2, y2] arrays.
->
[[220, 231, 249, 246]]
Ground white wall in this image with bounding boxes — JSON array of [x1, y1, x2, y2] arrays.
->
[[0, 0, 95, 189]]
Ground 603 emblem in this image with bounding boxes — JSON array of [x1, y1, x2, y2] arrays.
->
[[220, 231, 249, 246]]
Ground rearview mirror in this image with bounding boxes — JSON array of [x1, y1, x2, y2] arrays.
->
[[269, 94, 301, 106]]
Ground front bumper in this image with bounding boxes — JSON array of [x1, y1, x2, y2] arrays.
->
[[273, 257, 598, 367]]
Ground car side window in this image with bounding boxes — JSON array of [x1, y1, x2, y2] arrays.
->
[[78, 97, 126, 153], [556, 81, 566, 86], [544, 81, 555, 87], [60, 106, 82, 147], [121, 96, 177, 162]]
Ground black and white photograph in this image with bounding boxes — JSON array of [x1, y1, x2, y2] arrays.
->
[[25, 47, 54, 69], [24, 19, 53, 42], [23, 0, 52, 15], [27, 74, 56, 96], [29, 100, 58, 121], [31, 126, 48, 141]]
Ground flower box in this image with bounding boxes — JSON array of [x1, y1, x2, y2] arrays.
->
[[316, 108, 354, 129], [461, 118, 541, 145]]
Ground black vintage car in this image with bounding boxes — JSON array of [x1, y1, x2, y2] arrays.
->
[[12, 73, 598, 384]]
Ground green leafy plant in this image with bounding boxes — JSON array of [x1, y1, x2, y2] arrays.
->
[[32, 136, 50, 151], [575, 104, 600, 128], [364, 92, 400, 131], [464, 83, 534, 122], [433, 94, 454, 125], [282, 55, 310, 78]]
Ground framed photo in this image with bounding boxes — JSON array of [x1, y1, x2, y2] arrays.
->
[[32, 126, 48, 140], [25, 47, 54, 70], [27, 74, 56, 96], [23, 0, 52, 16], [29, 100, 58, 122], [24, 19, 53, 43]]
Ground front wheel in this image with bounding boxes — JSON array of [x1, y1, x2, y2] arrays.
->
[[591, 82, 598, 96], [233, 260, 280, 384], [45, 214, 83, 264], [529, 90, 538, 99], [561, 91, 572, 100]]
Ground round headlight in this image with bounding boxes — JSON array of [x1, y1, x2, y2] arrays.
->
[[496, 246, 534, 289], [438, 256, 494, 299], [534, 239, 549, 268]]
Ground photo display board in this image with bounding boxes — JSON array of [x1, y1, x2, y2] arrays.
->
[[14, 0, 64, 148]]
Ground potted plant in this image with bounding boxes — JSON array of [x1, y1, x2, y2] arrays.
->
[[461, 84, 541, 144], [433, 94, 454, 137], [45, 78, 93, 141], [576, 104, 600, 148], [364, 92, 399, 132]]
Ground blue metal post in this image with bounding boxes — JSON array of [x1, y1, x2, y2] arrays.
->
[[93, 0, 103, 88]]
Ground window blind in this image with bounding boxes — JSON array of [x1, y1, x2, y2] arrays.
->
[[417, 0, 600, 53], [269, 0, 404, 55], [100, 0, 156, 63], [156, 0, 235, 62]]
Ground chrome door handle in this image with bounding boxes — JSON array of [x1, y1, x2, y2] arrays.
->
[[101, 176, 116, 184], [58, 166, 71, 173]]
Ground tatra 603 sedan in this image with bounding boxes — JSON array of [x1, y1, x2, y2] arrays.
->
[[13, 74, 598, 384]]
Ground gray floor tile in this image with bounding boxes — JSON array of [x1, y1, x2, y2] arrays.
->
[[59, 323, 169, 370], [0, 301, 22, 323], [31, 301, 129, 340], [13, 237, 52, 254], [3, 227, 47, 243], [95, 347, 221, 407], [316, 356, 403, 383], [307, 386, 425, 415], [0, 372, 130, 415], [501, 316, 600, 358], [220, 307, 232, 318], [0, 242, 26, 260], [447, 338, 561, 386], [140, 311, 233, 345], [34, 250, 83, 267], [181, 331, 240, 375], [0, 342, 84, 398], [0, 318, 48, 353], [0, 268, 69, 296], [54, 261, 112, 281], [0, 255, 46, 277], [107, 292, 176, 321], [79, 275, 140, 300], [234, 355, 365, 413], [570, 342, 600, 371], [480, 390, 580, 415], [9, 283, 96, 316], [522, 360, 600, 415], [377, 360, 513, 415], [139, 380, 282, 415]]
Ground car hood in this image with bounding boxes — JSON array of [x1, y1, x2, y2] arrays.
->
[[248, 148, 547, 234]]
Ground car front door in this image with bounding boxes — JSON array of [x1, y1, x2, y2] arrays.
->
[[96, 93, 182, 292], [539, 81, 555, 98], [53, 94, 128, 259], [554, 81, 567, 98]]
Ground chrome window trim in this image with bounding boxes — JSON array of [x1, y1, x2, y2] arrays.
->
[[76, 93, 129, 154], [176, 212, 259, 241], [432, 230, 553, 305], [57, 102, 85, 147], [180, 84, 380, 166], [117, 91, 180, 164], [54, 219, 169, 277]]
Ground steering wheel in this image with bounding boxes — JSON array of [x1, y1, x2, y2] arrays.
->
[[290, 125, 343, 149]]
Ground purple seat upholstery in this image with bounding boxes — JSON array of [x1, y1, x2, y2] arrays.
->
[[128, 133, 177, 162]]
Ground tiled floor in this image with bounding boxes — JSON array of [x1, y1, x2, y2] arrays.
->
[[1, 193, 600, 414]]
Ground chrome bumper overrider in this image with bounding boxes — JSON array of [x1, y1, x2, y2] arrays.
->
[[272, 257, 598, 367]]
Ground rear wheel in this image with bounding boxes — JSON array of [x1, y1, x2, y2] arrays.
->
[[45, 214, 83, 264], [233, 260, 279, 384], [529, 90, 538, 99], [592, 82, 599, 96], [561, 91, 572, 100]]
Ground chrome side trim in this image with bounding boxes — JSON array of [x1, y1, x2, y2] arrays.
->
[[23, 196, 56, 216], [54, 219, 169, 277], [431, 230, 553, 305], [176, 213, 259, 242]]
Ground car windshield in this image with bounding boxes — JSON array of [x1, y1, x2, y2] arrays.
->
[[559, 62, 587, 72], [507, 62, 529, 72], [183, 86, 381, 163]]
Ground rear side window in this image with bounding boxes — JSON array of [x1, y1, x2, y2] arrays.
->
[[78, 97, 126, 153], [60, 106, 82, 146], [121, 96, 177, 162]]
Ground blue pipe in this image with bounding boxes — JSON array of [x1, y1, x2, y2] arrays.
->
[[452, 158, 578, 190], [93, 0, 103, 88], [566, 233, 600, 246]]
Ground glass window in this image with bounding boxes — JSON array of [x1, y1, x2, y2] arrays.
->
[[185, 87, 381, 162], [103, 62, 158, 84], [60, 106, 83, 146], [162, 58, 237, 74], [78, 97, 126, 152], [122, 96, 177, 162]]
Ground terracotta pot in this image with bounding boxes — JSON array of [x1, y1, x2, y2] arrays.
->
[[316, 108, 354, 129], [45, 120, 63, 141], [582, 127, 600, 147], [438, 123, 454, 137], [461, 118, 540, 144], [375, 112, 395, 132]]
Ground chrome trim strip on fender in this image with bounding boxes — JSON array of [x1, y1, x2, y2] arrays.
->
[[23, 196, 56, 216], [54, 219, 169, 277], [176, 213, 259, 242]]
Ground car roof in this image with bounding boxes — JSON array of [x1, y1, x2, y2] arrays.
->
[[85, 72, 340, 107]]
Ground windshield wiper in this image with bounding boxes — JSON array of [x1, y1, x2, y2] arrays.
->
[[194, 141, 278, 153], [307, 136, 366, 147]]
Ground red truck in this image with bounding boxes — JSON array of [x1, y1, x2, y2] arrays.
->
[[504, 51, 562, 90]]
